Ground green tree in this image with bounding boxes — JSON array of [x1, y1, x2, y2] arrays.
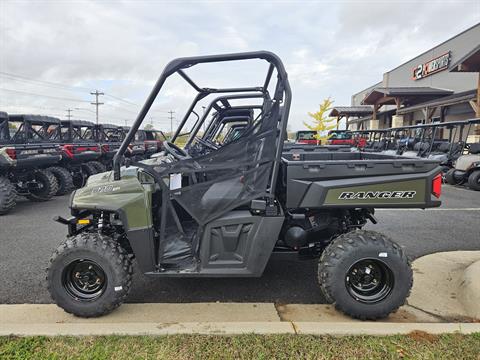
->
[[304, 98, 337, 144], [144, 123, 154, 130]]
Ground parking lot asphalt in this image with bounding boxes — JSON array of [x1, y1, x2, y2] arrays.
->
[[0, 185, 479, 304]]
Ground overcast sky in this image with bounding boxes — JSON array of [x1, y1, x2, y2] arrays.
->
[[1, 0, 479, 131]]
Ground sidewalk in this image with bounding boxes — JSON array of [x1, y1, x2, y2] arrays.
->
[[408, 251, 480, 321], [1, 251, 479, 336]]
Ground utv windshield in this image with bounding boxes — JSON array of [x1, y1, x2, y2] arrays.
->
[[296, 131, 316, 140], [328, 130, 352, 140]]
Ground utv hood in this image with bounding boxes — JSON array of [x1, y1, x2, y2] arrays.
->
[[71, 165, 154, 230], [455, 154, 480, 171]]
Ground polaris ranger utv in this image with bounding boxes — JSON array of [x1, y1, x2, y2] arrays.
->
[[0, 113, 61, 214], [47, 52, 443, 320]]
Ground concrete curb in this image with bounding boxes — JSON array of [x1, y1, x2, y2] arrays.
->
[[0, 303, 479, 336], [1, 322, 479, 336], [460, 260, 480, 319], [409, 251, 480, 321]]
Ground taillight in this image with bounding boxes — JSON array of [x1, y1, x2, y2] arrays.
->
[[432, 173, 442, 198], [5, 147, 16, 160], [62, 144, 75, 158], [102, 144, 110, 152]]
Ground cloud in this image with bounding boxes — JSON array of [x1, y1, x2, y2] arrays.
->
[[0, 0, 479, 130]]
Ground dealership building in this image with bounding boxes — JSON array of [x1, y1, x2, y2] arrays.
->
[[330, 23, 480, 141]]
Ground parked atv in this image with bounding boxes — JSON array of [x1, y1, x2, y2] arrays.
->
[[94, 123, 125, 170], [0, 112, 61, 214], [295, 130, 317, 145], [445, 142, 480, 190], [120, 126, 147, 161], [47, 51, 443, 321], [137, 128, 166, 158], [58, 120, 103, 188]]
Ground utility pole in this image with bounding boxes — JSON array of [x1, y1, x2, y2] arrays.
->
[[124, 120, 128, 127], [90, 90, 104, 125], [65, 108, 73, 120], [168, 110, 175, 138]]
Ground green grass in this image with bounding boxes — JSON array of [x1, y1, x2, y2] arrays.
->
[[0, 333, 479, 360]]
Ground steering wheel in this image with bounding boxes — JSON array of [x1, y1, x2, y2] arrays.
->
[[163, 141, 190, 160], [195, 137, 218, 150]]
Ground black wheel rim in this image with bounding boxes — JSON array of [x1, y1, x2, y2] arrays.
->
[[345, 259, 394, 304], [31, 173, 47, 195], [63, 259, 107, 301]]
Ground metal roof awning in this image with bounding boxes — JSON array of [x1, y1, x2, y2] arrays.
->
[[329, 105, 373, 117], [347, 108, 396, 124], [361, 87, 453, 106], [396, 89, 478, 115], [450, 45, 480, 72]]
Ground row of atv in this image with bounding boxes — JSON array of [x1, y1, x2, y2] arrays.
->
[[347, 118, 480, 190], [0, 111, 166, 214]]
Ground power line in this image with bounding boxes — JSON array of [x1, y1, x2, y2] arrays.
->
[[0, 87, 90, 103], [0, 71, 142, 109], [90, 90, 104, 125], [104, 93, 140, 107]]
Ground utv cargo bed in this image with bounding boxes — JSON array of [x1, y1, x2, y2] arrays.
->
[[281, 151, 441, 208]]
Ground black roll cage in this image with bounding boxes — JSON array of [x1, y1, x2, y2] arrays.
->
[[198, 102, 259, 144], [5, 115, 62, 144], [182, 93, 266, 147], [392, 119, 480, 156], [113, 51, 292, 197]]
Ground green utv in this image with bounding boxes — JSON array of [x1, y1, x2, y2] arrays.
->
[[47, 52, 443, 320]]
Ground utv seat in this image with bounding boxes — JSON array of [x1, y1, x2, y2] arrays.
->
[[200, 177, 244, 210], [434, 142, 451, 153], [469, 143, 480, 154]]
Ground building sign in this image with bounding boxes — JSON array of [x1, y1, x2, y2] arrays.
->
[[412, 52, 450, 80]]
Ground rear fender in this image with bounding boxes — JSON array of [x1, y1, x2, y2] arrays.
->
[[295, 167, 442, 209]]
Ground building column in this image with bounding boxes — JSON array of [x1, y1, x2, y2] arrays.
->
[[369, 104, 380, 130]]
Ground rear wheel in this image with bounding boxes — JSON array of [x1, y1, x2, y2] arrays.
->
[[26, 169, 59, 202], [318, 230, 412, 320], [46, 232, 133, 317], [88, 161, 106, 173], [0, 176, 16, 215], [445, 168, 462, 185], [48, 166, 74, 195], [467, 170, 480, 191]]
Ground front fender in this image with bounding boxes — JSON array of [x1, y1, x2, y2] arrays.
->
[[72, 169, 154, 230]]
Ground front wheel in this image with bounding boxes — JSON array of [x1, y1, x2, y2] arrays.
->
[[46, 233, 133, 317], [467, 170, 480, 191], [318, 230, 412, 320]]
